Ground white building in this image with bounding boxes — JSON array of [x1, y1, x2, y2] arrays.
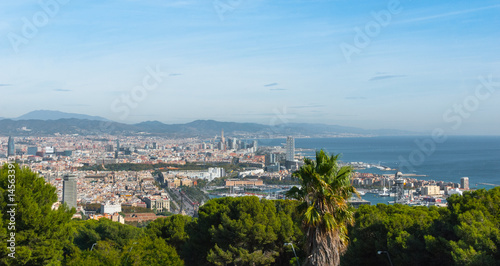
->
[[45, 146, 55, 154], [238, 169, 264, 178], [167, 167, 225, 181], [208, 167, 226, 180], [101, 202, 122, 214], [448, 188, 463, 196]]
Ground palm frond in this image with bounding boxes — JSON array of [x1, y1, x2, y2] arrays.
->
[[288, 149, 358, 265]]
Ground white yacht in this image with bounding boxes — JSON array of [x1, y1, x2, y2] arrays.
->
[[379, 187, 390, 197]]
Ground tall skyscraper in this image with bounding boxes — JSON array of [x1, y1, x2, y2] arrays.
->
[[115, 139, 120, 159], [286, 136, 295, 162], [220, 129, 226, 150], [7, 136, 15, 156], [460, 177, 469, 190], [63, 174, 77, 209]]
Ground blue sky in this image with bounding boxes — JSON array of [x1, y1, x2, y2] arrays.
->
[[0, 0, 499, 134]]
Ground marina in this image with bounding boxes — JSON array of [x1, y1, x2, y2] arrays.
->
[[207, 184, 450, 207]]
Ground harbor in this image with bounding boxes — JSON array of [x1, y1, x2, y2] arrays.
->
[[206, 174, 457, 208]]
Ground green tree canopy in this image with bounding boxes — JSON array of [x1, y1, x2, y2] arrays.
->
[[72, 218, 144, 252], [342, 187, 500, 266], [146, 214, 192, 253], [0, 163, 75, 265], [65, 240, 121, 266], [447, 188, 500, 265], [122, 236, 184, 266], [184, 196, 301, 266]]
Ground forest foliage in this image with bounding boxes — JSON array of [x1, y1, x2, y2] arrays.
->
[[342, 187, 500, 266]]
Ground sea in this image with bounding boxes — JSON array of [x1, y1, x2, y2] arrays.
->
[[257, 136, 500, 191]]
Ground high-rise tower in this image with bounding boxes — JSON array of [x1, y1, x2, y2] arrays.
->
[[220, 129, 225, 151], [394, 177, 405, 204], [7, 136, 15, 156], [460, 177, 469, 190], [63, 174, 77, 209], [115, 139, 120, 159], [286, 136, 295, 162]]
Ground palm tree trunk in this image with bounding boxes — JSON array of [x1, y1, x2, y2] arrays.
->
[[304, 227, 345, 266]]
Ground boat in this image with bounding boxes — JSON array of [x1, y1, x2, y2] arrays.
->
[[379, 187, 390, 197]]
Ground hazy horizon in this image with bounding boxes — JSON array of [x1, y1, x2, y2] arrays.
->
[[1, 0, 499, 135]]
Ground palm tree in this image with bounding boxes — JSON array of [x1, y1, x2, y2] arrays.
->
[[286, 150, 358, 266]]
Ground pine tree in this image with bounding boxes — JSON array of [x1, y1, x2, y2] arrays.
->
[[0, 163, 75, 265]]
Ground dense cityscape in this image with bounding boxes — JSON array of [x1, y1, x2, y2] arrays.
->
[[1, 132, 473, 222], [2, 1, 499, 264], [2, 130, 497, 265]]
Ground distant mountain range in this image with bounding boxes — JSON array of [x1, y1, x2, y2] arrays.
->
[[0, 110, 418, 137], [13, 110, 109, 121]]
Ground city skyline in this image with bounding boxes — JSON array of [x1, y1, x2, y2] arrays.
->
[[1, 1, 500, 135]]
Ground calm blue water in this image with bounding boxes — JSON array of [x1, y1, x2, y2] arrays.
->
[[361, 193, 393, 205], [258, 136, 500, 189]]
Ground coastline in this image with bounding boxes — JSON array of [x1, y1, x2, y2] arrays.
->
[[257, 136, 500, 186]]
